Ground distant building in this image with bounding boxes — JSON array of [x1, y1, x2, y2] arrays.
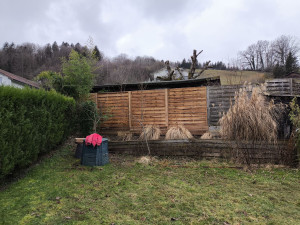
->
[[149, 67, 189, 81], [0, 69, 39, 89], [285, 72, 300, 79]]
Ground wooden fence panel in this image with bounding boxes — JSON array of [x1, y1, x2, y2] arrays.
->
[[131, 89, 166, 131], [168, 87, 208, 135], [95, 86, 208, 135], [207, 85, 241, 126], [265, 78, 300, 96], [97, 92, 129, 129]]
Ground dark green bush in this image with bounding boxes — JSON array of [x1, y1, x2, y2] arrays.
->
[[0, 86, 75, 178], [75, 101, 97, 137]]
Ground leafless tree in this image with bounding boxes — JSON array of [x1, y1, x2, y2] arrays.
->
[[188, 49, 203, 79], [239, 35, 300, 71], [272, 35, 299, 66]]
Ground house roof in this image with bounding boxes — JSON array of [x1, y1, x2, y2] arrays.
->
[[286, 72, 300, 78], [91, 76, 220, 92], [0, 69, 40, 88]]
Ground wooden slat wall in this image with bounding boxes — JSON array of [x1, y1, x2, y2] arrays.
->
[[265, 79, 292, 96], [207, 85, 241, 126], [98, 92, 129, 129], [131, 89, 167, 129], [95, 86, 208, 135], [168, 87, 208, 135], [265, 78, 300, 96]]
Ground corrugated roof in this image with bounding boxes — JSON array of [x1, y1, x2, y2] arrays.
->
[[0, 69, 40, 88], [92, 76, 220, 92]]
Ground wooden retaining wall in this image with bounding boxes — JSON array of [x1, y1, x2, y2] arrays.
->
[[92, 87, 208, 135], [109, 140, 295, 165]]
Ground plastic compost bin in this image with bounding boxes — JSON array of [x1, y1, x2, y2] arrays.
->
[[81, 138, 109, 166]]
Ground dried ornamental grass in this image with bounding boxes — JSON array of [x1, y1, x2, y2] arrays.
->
[[165, 125, 193, 140], [201, 132, 213, 139], [219, 86, 283, 143], [137, 156, 158, 165], [117, 131, 133, 141], [139, 125, 161, 140]]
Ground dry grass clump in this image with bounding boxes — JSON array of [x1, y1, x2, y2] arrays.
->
[[137, 156, 158, 165], [165, 125, 193, 140], [201, 132, 213, 139], [117, 131, 133, 141], [219, 86, 283, 143], [139, 125, 161, 140]]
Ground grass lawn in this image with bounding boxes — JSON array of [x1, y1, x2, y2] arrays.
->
[[0, 142, 299, 225], [198, 69, 272, 85]]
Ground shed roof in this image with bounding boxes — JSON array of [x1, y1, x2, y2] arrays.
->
[[286, 72, 300, 78], [0, 69, 40, 88], [92, 76, 220, 92]]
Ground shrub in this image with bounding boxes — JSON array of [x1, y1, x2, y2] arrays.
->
[[75, 101, 98, 137], [0, 86, 75, 178]]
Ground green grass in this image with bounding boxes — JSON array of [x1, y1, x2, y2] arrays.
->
[[0, 143, 299, 225], [198, 69, 272, 85]]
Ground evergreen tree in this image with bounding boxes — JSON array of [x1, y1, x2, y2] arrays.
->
[[285, 51, 299, 74], [273, 63, 286, 78], [93, 46, 102, 61], [52, 41, 59, 53]]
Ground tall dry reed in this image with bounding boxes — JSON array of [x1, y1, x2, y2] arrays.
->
[[219, 86, 283, 143]]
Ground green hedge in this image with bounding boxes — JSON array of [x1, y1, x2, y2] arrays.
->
[[0, 86, 75, 178]]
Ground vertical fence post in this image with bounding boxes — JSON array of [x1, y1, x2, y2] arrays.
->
[[289, 78, 293, 96], [206, 86, 210, 127], [165, 89, 169, 127], [95, 93, 98, 108], [128, 91, 132, 130]]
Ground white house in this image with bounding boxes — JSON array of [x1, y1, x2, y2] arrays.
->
[[0, 69, 39, 89], [150, 67, 189, 81]]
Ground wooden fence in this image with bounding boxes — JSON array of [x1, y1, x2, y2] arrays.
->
[[207, 85, 240, 126], [91, 87, 208, 135], [265, 78, 300, 96], [90, 78, 300, 133]]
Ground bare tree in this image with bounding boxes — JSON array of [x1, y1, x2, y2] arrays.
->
[[188, 49, 203, 79], [272, 35, 299, 66], [239, 44, 257, 70], [239, 35, 300, 71]]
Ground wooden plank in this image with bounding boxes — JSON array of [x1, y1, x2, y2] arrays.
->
[[131, 107, 166, 111], [165, 89, 169, 127], [128, 91, 132, 130]]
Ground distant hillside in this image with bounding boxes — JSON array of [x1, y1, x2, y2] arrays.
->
[[197, 69, 272, 85]]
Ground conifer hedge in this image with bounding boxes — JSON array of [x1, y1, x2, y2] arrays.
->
[[0, 86, 75, 178]]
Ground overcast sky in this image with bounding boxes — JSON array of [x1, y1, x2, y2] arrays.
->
[[1, 0, 300, 63]]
